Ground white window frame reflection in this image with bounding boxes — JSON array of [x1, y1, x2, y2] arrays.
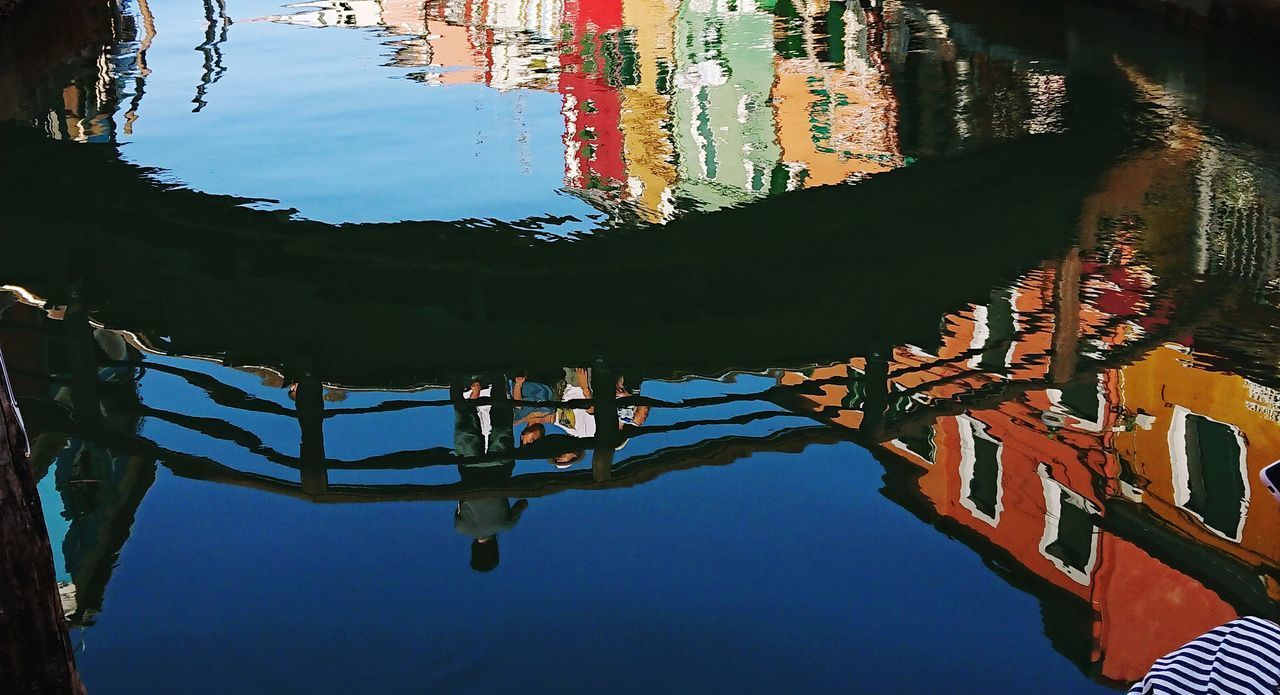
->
[[958, 414, 1003, 527], [1037, 463, 1100, 586], [1168, 405, 1250, 542], [1045, 373, 1107, 433]]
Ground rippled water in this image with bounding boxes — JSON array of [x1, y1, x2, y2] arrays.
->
[[2, 0, 1280, 690]]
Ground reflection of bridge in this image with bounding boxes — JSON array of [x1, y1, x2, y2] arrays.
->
[[0, 66, 1131, 378], [3, 248, 1277, 688], [0, 0, 1149, 381], [0, 257, 1207, 503]]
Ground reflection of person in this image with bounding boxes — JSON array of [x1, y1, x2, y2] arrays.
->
[[518, 367, 592, 469], [509, 369, 590, 470], [519, 424, 583, 469], [615, 372, 650, 430], [555, 369, 651, 431], [512, 373, 555, 427], [455, 496, 528, 572], [554, 367, 596, 439], [520, 368, 651, 468], [452, 377, 526, 573]]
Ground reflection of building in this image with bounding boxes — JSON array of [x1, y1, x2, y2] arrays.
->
[[892, 361, 1265, 684], [669, 0, 780, 209], [263, 0, 487, 82], [775, 105, 1280, 684], [1193, 144, 1280, 303], [886, 4, 1068, 157], [619, 0, 679, 221], [262, 0, 914, 215], [42, 0, 1112, 227], [14, 0, 137, 143], [780, 318, 1277, 686], [269, 0, 386, 27], [25, 0, 1099, 230], [426, 0, 563, 89], [558, 0, 630, 196], [1113, 62, 1280, 301], [771, 0, 902, 187], [1115, 345, 1280, 587]]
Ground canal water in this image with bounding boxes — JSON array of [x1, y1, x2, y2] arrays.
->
[[1, 0, 1279, 690]]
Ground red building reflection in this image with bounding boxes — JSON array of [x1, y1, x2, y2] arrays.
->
[[558, 0, 627, 195]]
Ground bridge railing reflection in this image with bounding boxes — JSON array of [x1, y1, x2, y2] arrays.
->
[[3, 269, 1279, 684], [0, 265, 1216, 505], [0, 304, 849, 499]]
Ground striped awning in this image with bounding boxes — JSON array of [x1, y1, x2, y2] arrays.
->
[[1129, 616, 1280, 694]]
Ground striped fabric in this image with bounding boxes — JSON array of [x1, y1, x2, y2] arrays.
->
[[1128, 616, 1280, 695]]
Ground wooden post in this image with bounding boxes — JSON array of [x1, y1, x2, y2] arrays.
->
[[0, 347, 86, 694], [296, 373, 328, 496]]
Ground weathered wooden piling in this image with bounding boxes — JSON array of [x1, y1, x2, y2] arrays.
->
[[0, 348, 85, 694]]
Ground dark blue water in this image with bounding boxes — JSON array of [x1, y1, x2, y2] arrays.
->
[[77, 442, 1097, 693]]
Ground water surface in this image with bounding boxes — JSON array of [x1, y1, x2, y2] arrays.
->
[[2, 0, 1280, 690]]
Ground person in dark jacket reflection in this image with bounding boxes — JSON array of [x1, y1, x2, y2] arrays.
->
[[451, 376, 527, 573]]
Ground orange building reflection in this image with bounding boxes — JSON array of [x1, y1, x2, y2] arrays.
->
[[777, 100, 1280, 683]]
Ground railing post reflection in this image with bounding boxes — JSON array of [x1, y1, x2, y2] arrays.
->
[[861, 351, 890, 441], [64, 296, 101, 434], [295, 373, 328, 495], [1051, 248, 1082, 384], [591, 363, 617, 482]]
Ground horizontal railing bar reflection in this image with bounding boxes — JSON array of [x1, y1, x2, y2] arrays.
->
[[6, 314, 1133, 426], [0, 274, 1232, 502], [156, 426, 847, 502], [25, 393, 799, 469], [8, 326, 1177, 473]]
